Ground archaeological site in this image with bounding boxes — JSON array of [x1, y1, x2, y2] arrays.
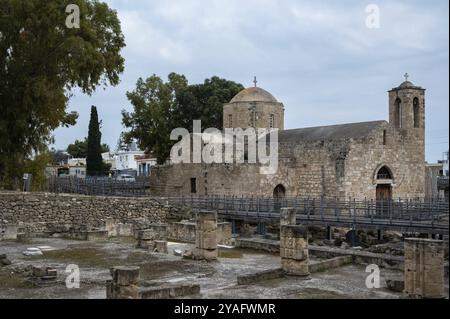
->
[[0, 2, 448, 315]]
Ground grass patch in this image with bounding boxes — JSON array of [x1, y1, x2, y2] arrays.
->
[[218, 249, 243, 259], [0, 271, 33, 289], [38, 247, 118, 268]]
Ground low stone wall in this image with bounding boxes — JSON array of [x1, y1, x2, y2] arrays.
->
[[167, 221, 232, 245], [237, 268, 284, 285], [309, 256, 352, 273], [0, 192, 175, 236], [107, 266, 200, 299]]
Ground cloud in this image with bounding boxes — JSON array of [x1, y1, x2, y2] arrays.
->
[[53, 0, 449, 161]]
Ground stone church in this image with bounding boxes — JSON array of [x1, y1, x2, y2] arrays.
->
[[151, 76, 426, 201]]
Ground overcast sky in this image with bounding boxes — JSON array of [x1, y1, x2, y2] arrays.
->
[[53, 0, 449, 162]]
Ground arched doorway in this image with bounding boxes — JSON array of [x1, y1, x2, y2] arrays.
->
[[273, 184, 286, 212], [273, 184, 286, 199], [375, 166, 393, 201], [375, 166, 393, 215]]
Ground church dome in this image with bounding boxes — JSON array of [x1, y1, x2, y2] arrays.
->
[[399, 80, 415, 89], [230, 87, 278, 103]]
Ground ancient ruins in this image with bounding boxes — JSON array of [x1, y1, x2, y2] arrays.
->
[[0, 191, 448, 299]]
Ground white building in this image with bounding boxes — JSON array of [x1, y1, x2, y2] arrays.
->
[[68, 158, 86, 167], [102, 152, 117, 171], [69, 166, 86, 178], [136, 155, 157, 177], [114, 141, 144, 176], [441, 151, 449, 177]]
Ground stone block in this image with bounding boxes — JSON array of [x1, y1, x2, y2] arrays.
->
[[154, 240, 168, 254], [140, 284, 200, 299], [117, 223, 134, 237], [404, 238, 444, 299], [237, 268, 284, 285], [3, 225, 19, 240], [280, 207, 296, 226], [105, 218, 118, 237], [111, 266, 140, 286], [281, 258, 309, 276]]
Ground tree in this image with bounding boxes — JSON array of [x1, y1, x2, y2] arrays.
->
[[86, 106, 104, 176], [67, 138, 109, 158], [122, 73, 243, 164], [49, 148, 70, 165], [23, 152, 54, 191], [0, 0, 125, 188]]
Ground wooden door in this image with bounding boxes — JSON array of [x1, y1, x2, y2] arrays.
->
[[376, 184, 392, 216]]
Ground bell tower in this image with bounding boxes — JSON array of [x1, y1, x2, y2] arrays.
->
[[388, 74, 426, 197], [388, 73, 425, 133]]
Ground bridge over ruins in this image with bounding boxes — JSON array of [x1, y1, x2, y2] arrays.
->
[[166, 196, 449, 236]]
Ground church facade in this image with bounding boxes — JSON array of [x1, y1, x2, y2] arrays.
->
[[150, 77, 426, 201]]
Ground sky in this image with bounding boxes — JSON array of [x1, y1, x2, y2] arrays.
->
[[52, 0, 449, 162]]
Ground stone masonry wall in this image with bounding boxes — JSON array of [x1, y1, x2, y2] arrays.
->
[[0, 192, 173, 234], [344, 123, 425, 200]]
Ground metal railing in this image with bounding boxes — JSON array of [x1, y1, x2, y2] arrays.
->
[[45, 176, 150, 197], [166, 195, 449, 234]]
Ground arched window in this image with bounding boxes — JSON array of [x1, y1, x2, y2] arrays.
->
[[394, 98, 402, 128], [377, 166, 393, 180], [228, 114, 233, 127], [251, 110, 256, 127], [413, 98, 420, 128]]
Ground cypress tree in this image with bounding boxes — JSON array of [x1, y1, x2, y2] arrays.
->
[[86, 106, 103, 176]]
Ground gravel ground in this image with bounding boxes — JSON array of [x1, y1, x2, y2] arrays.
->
[[0, 237, 444, 299]]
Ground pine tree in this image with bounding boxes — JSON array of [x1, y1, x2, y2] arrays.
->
[[86, 106, 104, 176]]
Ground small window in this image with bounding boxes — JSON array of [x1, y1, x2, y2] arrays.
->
[[383, 130, 387, 145], [228, 114, 233, 127], [269, 114, 275, 128], [394, 98, 402, 128], [377, 166, 393, 180], [413, 98, 420, 128], [190, 178, 197, 194]]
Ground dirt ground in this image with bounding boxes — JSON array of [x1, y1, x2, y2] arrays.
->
[[0, 237, 424, 299]]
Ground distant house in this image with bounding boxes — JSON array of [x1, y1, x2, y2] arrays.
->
[[68, 158, 87, 167], [425, 163, 443, 199], [136, 155, 157, 177], [102, 152, 117, 171], [114, 141, 144, 177], [69, 166, 86, 178]]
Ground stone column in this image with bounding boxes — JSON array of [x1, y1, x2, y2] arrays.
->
[[404, 238, 444, 299], [107, 266, 140, 299], [280, 208, 309, 276], [280, 207, 296, 226], [154, 240, 168, 254], [137, 224, 168, 250], [104, 218, 118, 237], [3, 225, 19, 240], [193, 211, 218, 260]]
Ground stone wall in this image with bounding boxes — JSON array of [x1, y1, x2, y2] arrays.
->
[[404, 238, 445, 298], [0, 192, 174, 235], [167, 221, 232, 245], [150, 122, 424, 200], [344, 124, 425, 200]]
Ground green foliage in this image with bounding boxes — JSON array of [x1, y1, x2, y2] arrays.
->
[[0, 0, 125, 188], [67, 138, 109, 158], [23, 152, 53, 191], [122, 73, 243, 164], [49, 148, 70, 165], [86, 105, 105, 176]]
